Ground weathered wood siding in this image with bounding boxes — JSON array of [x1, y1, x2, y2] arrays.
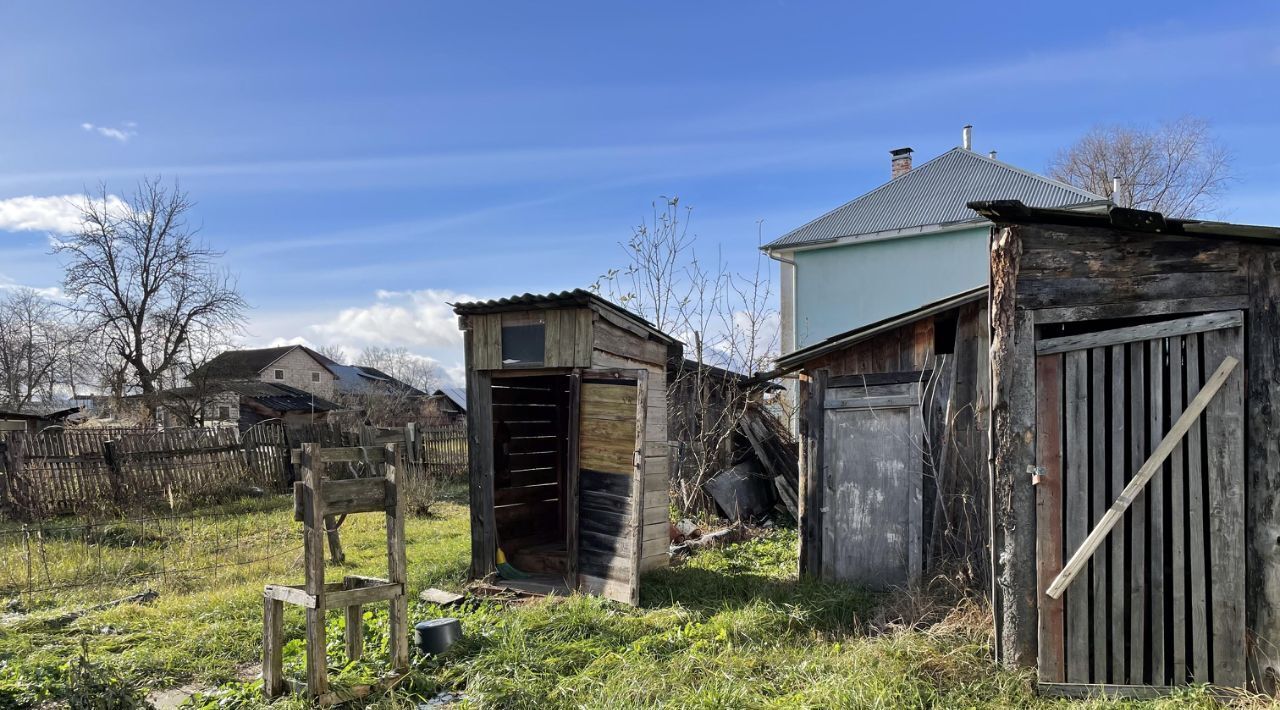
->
[[798, 302, 989, 590], [990, 219, 1279, 691], [466, 308, 594, 371], [590, 310, 671, 575]]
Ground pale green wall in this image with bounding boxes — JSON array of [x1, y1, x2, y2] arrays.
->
[[792, 226, 989, 348]]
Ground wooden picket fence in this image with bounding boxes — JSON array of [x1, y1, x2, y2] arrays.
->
[[0, 427, 286, 520], [0, 419, 468, 521]]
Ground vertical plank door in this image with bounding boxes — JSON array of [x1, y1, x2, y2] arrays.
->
[[576, 373, 645, 604]]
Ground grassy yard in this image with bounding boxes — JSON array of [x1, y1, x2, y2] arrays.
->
[[0, 492, 1261, 709]]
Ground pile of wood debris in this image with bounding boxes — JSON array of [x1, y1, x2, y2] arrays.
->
[[704, 403, 799, 523]]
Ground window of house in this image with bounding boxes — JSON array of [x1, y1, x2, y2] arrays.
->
[[217, 406, 231, 420], [274, 369, 285, 380], [311, 371, 320, 382], [501, 323, 545, 366]]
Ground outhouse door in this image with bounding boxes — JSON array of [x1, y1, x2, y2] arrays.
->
[[820, 377, 923, 590], [574, 370, 647, 605], [1034, 312, 1245, 691]]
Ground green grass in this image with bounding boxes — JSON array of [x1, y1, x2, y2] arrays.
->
[[0, 496, 1262, 709]]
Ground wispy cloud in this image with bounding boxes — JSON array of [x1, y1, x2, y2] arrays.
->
[[0, 273, 65, 299], [307, 288, 471, 352], [0, 194, 124, 234], [80, 121, 137, 143]]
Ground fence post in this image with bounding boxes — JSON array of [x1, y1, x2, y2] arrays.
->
[[102, 439, 126, 506], [405, 423, 420, 467], [3, 435, 26, 520], [0, 440, 11, 520]]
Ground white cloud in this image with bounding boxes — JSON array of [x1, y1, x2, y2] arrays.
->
[[309, 288, 471, 351], [0, 194, 124, 235], [81, 121, 137, 143], [0, 273, 65, 299]]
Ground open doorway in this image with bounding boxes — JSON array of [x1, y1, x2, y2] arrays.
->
[[492, 373, 574, 592]]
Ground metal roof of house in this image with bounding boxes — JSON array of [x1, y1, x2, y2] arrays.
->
[[431, 385, 467, 412], [763, 148, 1106, 250], [330, 364, 426, 397], [146, 381, 341, 413], [221, 381, 341, 413], [775, 286, 989, 370]]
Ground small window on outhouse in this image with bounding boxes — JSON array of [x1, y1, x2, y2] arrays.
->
[[311, 371, 321, 382], [218, 406, 231, 420], [501, 323, 545, 366], [274, 369, 285, 380]]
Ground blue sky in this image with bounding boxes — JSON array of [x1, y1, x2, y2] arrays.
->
[[1, 2, 1277, 382]]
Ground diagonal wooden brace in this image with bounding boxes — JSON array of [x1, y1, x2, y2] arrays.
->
[[1044, 355, 1239, 600]]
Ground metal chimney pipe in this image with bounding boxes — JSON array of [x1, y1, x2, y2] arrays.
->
[[1111, 176, 1121, 200], [988, 150, 997, 160], [962, 125, 973, 151]]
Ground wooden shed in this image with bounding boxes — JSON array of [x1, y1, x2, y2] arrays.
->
[[779, 287, 990, 591], [976, 199, 1280, 696], [454, 290, 676, 604]]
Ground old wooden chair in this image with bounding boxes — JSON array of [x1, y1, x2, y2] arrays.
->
[[262, 442, 409, 704]]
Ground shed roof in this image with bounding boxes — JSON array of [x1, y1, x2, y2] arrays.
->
[[150, 381, 341, 413], [431, 385, 467, 412], [764, 148, 1105, 250], [190, 345, 338, 381], [452, 289, 676, 343], [776, 286, 988, 370], [969, 199, 1280, 243]]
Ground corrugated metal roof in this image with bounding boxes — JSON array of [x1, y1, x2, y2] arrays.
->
[[432, 385, 467, 412], [764, 149, 1106, 250], [775, 286, 989, 370], [452, 289, 676, 343]]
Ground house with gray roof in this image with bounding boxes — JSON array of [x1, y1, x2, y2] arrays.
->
[[763, 127, 1106, 353]]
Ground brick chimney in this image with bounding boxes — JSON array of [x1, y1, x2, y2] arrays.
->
[[890, 147, 913, 179]]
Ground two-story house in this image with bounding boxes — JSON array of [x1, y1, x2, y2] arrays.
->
[[148, 345, 344, 428], [191, 344, 340, 399], [763, 127, 1107, 354]]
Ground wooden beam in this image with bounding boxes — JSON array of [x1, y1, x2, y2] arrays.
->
[[1035, 311, 1243, 355], [1045, 355, 1239, 599], [384, 443, 410, 672]]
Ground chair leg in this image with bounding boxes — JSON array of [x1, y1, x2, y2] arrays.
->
[[305, 605, 328, 696], [344, 604, 363, 662]]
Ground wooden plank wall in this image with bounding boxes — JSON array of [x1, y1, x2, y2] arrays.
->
[[589, 311, 670, 574], [796, 302, 991, 590], [993, 220, 1271, 688], [466, 308, 594, 371]]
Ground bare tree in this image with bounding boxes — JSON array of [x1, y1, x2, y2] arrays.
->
[[1048, 116, 1233, 218], [55, 178, 247, 396], [356, 346, 439, 392], [0, 288, 71, 411], [314, 343, 348, 364], [595, 197, 780, 515]]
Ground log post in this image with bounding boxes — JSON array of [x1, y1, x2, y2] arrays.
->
[[1247, 249, 1280, 692], [263, 596, 285, 697], [384, 443, 410, 672], [989, 224, 1038, 668], [300, 443, 329, 696]]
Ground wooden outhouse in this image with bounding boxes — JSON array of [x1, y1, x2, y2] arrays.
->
[[976, 199, 1280, 696], [780, 287, 991, 591], [454, 290, 676, 604]]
